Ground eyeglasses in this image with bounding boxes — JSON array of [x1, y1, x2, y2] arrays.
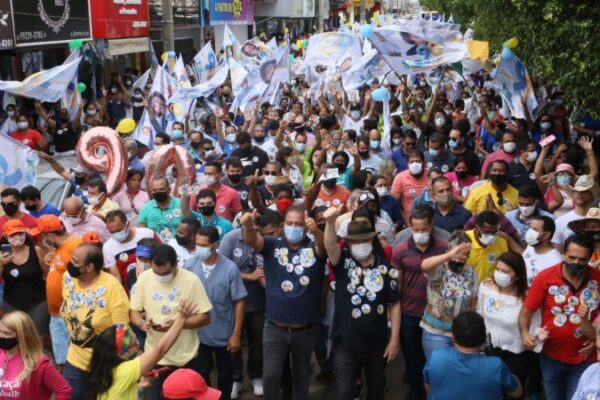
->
[[0, 202, 16, 207], [263, 171, 278, 176], [359, 192, 376, 203], [203, 147, 215, 152]]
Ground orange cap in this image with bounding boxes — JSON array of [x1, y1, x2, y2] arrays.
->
[[2, 220, 27, 236], [82, 231, 102, 244], [30, 215, 63, 236]]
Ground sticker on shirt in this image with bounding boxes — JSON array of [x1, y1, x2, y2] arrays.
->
[[553, 314, 567, 327], [388, 269, 399, 279], [363, 270, 384, 293], [361, 304, 371, 315], [233, 248, 243, 258], [347, 283, 356, 294], [286, 264, 294, 273], [351, 308, 362, 319], [580, 286, 600, 311], [356, 286, 367, 297], [487, 253, 497, 263], [300, 248, 316, 268], [152, 291, 163, 302], [158, 225, 173, 242], [351, 294, 361, 305], [119, 253, 129, 262], [294, 265, 304, 275], [377, 304, 385, 315], [9, 269, 18, 278], [332, 199, 341, 206], [426, 162, 433, 169], [274, 248, 289, 266], [218, 205, 226, 213], [408, 189, 417, 197], [300, 276, 310, 286], [161, 305, 172, 315], [173, 209, 182, 217], [281, 280, 294, 292]]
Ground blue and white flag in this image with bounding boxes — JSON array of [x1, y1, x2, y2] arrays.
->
[[304, 32, 362, 67], [0, 134, 38, 189], [192, 42, 218, 83], [492, 48, 538, 119], [168, 61, 229, 103], [61, 50, 82, 120]]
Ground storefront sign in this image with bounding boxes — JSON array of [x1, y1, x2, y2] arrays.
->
[[12, 0, 92, 46], [202, 0, 254, 25], [0, 0, 15, 49], [91, 0, 149, 39]]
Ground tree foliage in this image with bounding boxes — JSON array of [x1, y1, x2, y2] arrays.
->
[[420, 0, 600, 114]]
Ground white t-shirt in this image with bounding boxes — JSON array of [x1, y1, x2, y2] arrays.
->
[[102, 227, 155, 268], [254, 138, 279, 162], [167, 238, 196, 268], [551, 209, 582, 246], [342, 114, 365, 132], [523, 245, 562, 287]]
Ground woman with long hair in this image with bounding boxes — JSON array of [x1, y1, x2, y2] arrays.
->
[[84, 299, 198, 400], [0, 220, 49, 337], [0, 311, 71, 399], [111, 169, 149, 227], [477, 252, 542, 400]]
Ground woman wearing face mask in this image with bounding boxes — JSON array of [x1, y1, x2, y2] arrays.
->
[[0, 311, 71, 399], [2, 104, 17, 133], [0, 220, 49, 338], [103, 80, 131, 128], [444, 156, 478, 203], [82, 100, 105, 132], [477, 252, 543, 400], [60, 243, 130, 400], [112, 169, 150, 227], [420, 231, 477, 360], [323, 209, 401, 400], [276, 147, 303, 195], [84, 299, 198, 400], [9, 113, 47, 151], [371, 175, 403, 233]]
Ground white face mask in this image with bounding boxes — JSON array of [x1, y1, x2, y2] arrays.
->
[[524, 228, 540, 246], [479, 232, 496, 246], [494, 270, 513, 288], [17, 121, 28, 130], [350, 242, 372, 261], [154, 271, 174, 284], [434, 117, 446, 128], [226, 133, 237, 143], [111, 226, 129, 243], [412, 231, 430, 245], [64, 214, 82, 226], [526, 151, 537, 163], [519, 205, 536, 217], [392, 138, 402, 145], [408, 162, 423, 176], [203, 175, 216, 186], [503, 142, 516, 153], [264, 175, 277, 186], [376, 187, 389, 198], [88, 195, 101, 206]]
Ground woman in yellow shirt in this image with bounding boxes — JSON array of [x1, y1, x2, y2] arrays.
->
[[84, 298, 197, 400]]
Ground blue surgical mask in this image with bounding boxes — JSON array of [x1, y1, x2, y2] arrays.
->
[[171, 129, 184, 139], [195, 245, 213, 261], [284, 225, 304, 243], [370, 140, 380, 150], [448, 139, 458, 149], [111, 226, 129, 243], [556, 174, 571, 187], [296, 143, 306, 153], [429, 148, 440, 157], [351, 110, 361, 120]]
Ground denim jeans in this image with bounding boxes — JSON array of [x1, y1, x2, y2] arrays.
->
[[400, 314, 425, 385], [49, 315, 69, 365], [421, 330, 453, 361], [263, 321, 319, 400], [334, 344, 386, 400], [539, 353, 591, 400], [233, 310, 265, 382], [197, 344, 234, 400], [63, 362, 87, 400], [142, 357, 198, 400]]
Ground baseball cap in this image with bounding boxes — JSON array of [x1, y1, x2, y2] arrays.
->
[[571, 174, 594, 192], [2, 220, 27, 236], [555, 163, 575, 174], [30, 215, 63, 236], [135, 244, 153, 259], [82, 231, 101, 244], [162, 369, 221, 400]]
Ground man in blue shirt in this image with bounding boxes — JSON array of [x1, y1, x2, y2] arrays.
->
[[424, 311, 522, 400], [391, 129, 417, 173], [505, 184, 554, 242], [20, 185, 60, 218], [185, 225, 247, 400], [240, 205, 326, 400], [430, 177, 472, 233], [182, 188, 233, 240]]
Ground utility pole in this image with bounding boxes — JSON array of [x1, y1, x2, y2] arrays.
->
[[359, 0, 366, 23], [161, 0, 175, 52], [318, 0, 324, 32]]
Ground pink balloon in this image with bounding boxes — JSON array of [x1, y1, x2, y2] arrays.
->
[[145, 144, 196, 196]]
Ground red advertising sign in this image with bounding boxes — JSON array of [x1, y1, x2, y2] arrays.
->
[[91, 0, 149, 39]]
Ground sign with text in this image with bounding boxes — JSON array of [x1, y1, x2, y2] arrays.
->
[[0, 0, 14, 49], [91, 0, 149, 39], [203, 0, 254, 25], [12, 0, 92, 46]]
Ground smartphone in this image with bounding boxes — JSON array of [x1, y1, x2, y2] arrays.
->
[[539, 134, 556, 147], [1, 244, 11, 255]]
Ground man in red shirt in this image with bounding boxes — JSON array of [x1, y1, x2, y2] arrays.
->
[[9, 115, 47, 151], [519, 235, 600, 400], [198, 161, 241, 222], [0, 187, 38, 232]]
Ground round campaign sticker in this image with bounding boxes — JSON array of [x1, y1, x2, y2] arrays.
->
[[300, 276, 310, 286], [361, 304, 371, 315], [152, 291, 163, 302], [554, 294, 566, 304], [294, 265, 304, 275], [357, 286, 367, 297], [378, 265, 388, 275], [281, 280, 294, 292], [364, 270, 384, 293], [233, 248, 243, 258], [351, 294, 362, 306], [119, 253, 129, 262], [161, 305, 171, 315], [553, 314, 567, 327], [390, 280, 398, 290], [563, 305, 574, 315], [388, 269, 399, 279], [332, 199, 341, 206], [441, 165, 449, 173], [347, 284, 356, 294], [10, 269, 18, 278], [352, 308, 362, 319], [426, 162, 433, 169], [351, 276, 361, 286], [444, 298, 454, 308], [354, 267, 363, 277], [551, 306, 562, 316], [548, 285, 559, 296], [574, 327, 583, 338], [567, 296, 579, 307], [569, 314, 581, 325], [253, 156, 259, 162], [377, 305, 385, 315], [367, 291, 376, 302], [286, 264, 294, 273], [559, 285, 569, 295]]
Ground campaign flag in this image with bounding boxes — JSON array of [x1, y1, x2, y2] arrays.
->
[[0, 56, 81, 102], [132, 69, 151, 93], [240, 37, 273, 70], [192, 42, 218, 83], [61, 49, 82, 120], [341, 50, 390, 91], [0, 134, 38, 189], [168, 61, 229, 103], [304, 32, 362, 67], [223, 24, 242, 60], [492, 48, 538, 119]]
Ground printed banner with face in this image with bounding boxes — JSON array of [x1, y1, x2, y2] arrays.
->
[[192, 42, 218, 83], [0, 134, 38, 189], [341, 50, 392, 91], [168, 60, 229, 103], [12, 0, 92, 46], [304, 32, 362, 67], [492, 48, 538, 119], [240, 37, 273, 70]]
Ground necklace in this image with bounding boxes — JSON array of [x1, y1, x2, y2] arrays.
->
[[38, 0, 71, 34]]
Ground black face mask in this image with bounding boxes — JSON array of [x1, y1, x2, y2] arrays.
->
[[448, 260, 465, 273], [565, 262, 587, 276], [490, 174, 508, 186], [199, 205, 215, 216], [153, 191, 169, 203], [335, 163, 347, 173], [74, 176, 86, 185], [323, 178, 337, 189], [358, 151, 370, 159], [24, 203, 37, 212], [67, 262, 83, 278], [1, 203, 18, 217], [190, 141, 201, 149], [59, 117, 69, 124], [175, 235, 192, 247], [254, 136, 265, 143], [0, 337, 18, 350], [455, 171, 468, 180], [228, 174, 242, 184]]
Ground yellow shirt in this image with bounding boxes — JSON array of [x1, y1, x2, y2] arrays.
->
[[99, 357, 141, 400], [61, 271, 130, 370], [88, 198, 120, 219], [465, 229, 509, 283], [130, 268, 212, 366], [464, 181, 518, 215]]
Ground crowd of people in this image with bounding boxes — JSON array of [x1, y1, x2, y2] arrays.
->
[[0, 35, 600, 400]]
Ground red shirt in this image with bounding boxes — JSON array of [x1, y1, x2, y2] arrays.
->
[[10, 128, 43, 150], [0, 213, 38, 232], [524, 263, 600, 364]]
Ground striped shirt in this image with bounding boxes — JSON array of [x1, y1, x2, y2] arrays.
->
[[392, 236, 448, 317]]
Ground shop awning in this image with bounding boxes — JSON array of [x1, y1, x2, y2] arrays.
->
[[108, 37, 150, 56]]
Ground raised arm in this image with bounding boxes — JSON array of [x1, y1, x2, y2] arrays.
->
[[579, 136, 598, 179], [323, 206, 341, 266], [421, 242, 471, 273], [35, 101, 56, 130], [37, 152, 72, 181], [239, 209, 265, 253]]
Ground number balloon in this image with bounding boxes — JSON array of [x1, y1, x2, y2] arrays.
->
[[145, 144, 196, 196], [75, 127, 128, 195]]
